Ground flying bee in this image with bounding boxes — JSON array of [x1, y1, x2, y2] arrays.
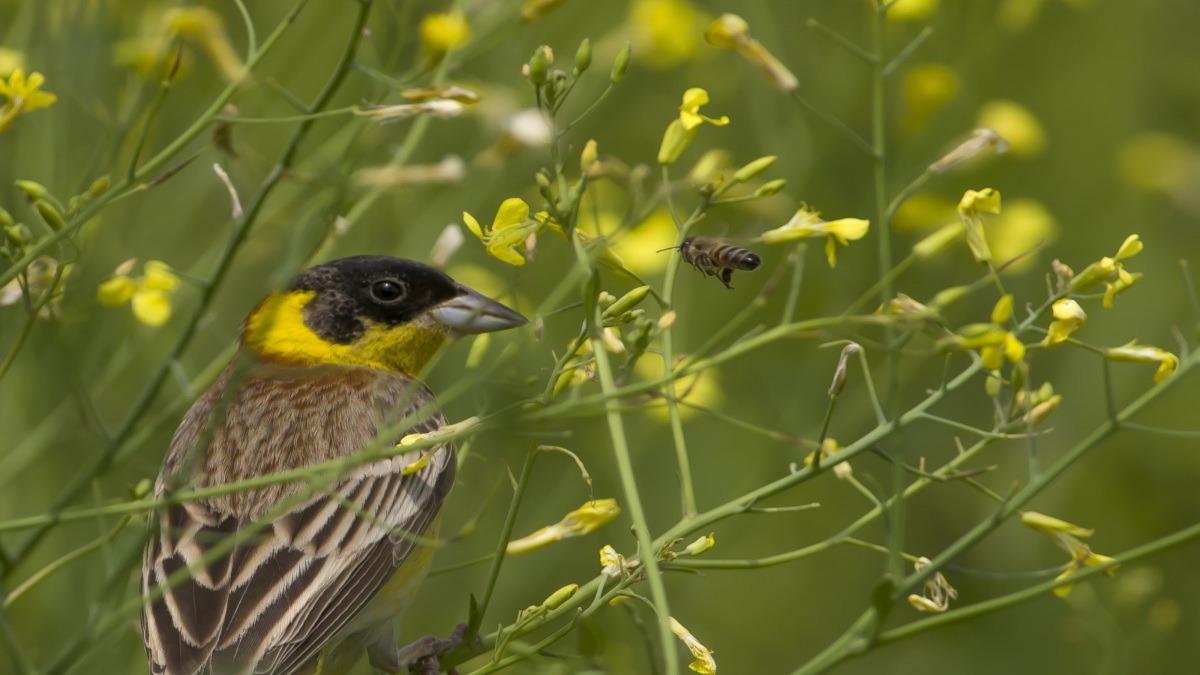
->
[[662, 236, 762, 289]]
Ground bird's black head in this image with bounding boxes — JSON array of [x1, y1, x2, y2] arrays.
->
[[291, 256, 465, 344], [242, 255, 525, 374]]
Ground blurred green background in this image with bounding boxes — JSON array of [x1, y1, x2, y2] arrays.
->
[[3, 0, 1200, 673]]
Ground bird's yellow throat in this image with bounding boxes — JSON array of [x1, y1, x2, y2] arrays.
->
[[241, 291, 448, 375]]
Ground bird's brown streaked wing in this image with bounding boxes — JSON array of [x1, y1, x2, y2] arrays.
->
[[142, 367, 454, 675], [142, 441, 453, 675]]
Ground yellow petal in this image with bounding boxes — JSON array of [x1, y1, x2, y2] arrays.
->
[[991, 294, 1014, 324], [142, 260, 180, 292], [131, 290, 171, 326], [824, 235, 838, 267], [487, 243, 527, 266], [493, 197, 530, 229], [1004, 332, 1026, 363], [1115, 234, 1143, 260], [680, 87, 710, 113], [827, 217, 870, 242], [462, 211, 484, 240], [96, 276, 136, 306]]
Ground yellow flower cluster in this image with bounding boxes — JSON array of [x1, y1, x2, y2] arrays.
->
[[96, 260, 181, 326]]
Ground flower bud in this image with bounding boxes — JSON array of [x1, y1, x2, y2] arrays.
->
[[15, 180, 47, 201], [684, 533, 715, 556], [543, 583, 579, 610], [89, 175, 110, 197], [610, 41, 632, 84], [528, 46, 550, 86], [0, 205, 12, 229], [574, 38, 592, 74], [35, 199, 65, 231], [754, 178, 787, 198], [603, 285, 650, 319], [580, 139, 598, 176], [733, 155, 777, 183]]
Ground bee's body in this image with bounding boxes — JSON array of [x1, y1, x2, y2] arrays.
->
[[677, 236, 762, 289]]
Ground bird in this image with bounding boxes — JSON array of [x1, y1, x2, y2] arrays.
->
[[140, 255, 527, 675]]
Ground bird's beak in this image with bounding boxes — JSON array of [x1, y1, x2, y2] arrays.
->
[[429, 284, 527, 335]]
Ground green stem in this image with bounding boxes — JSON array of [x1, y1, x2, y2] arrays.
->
[[471, 447, 539, 637], [590, 295, 678, 674], [659, 165, 699, 518]]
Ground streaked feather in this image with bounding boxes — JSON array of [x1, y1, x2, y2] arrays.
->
[[141, 363, 453, 675]]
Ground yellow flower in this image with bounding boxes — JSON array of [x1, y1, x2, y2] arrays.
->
[[600, 544, 625, 577], [506, 499, 621, 554], [1042, 299, 1086, 347], [96, 275, 137, 306], [976, 99, 1046, 156], [957, 188, 1001, 263], [462, 198, 540, 266], [903, 63, 958, 131], [97, 259, 181, 327], [669, 617, 718, 674], [629, 0, 708, 69], [1105, 341, 1180, 384], [0, 69, 57, 133], [420, 12, 471, 55], [704, 13, 798, 92], [939, 295, 1025, 371], [1053, 549, 1118, 598], [1069, 234, 1143, 308], [658, 88, 729, 165], [887, 0, 939, 21], [1022, 511, 1117, 598], [759, 204, 869, 267]]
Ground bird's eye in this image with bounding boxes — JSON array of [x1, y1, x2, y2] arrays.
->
[[371, 279, 405, 302]]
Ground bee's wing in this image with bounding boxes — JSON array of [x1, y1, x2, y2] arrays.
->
[[141, 370, 453, 675]]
